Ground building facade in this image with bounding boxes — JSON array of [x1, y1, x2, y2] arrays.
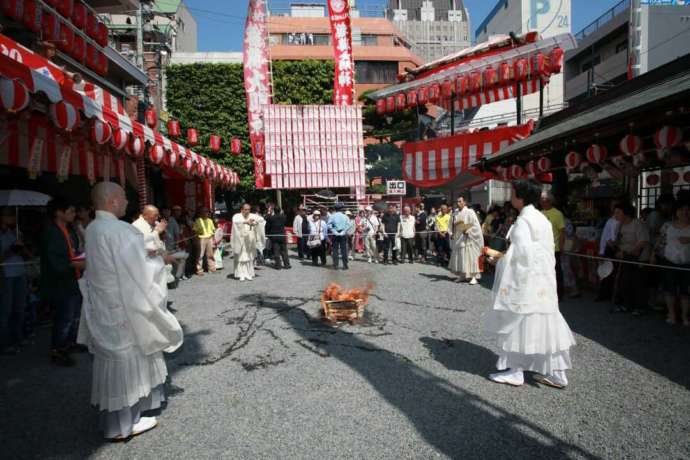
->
[[387, 0, 472, 63], [565, 0, 690, 104], [267, 3, 423, 96]]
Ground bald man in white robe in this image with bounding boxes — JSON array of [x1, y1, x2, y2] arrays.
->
[[77, 183, 183, 440]]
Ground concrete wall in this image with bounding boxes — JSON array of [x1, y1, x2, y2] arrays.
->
[[170, 52, 243, 65], [642, 4, 690, 73], [173, 3, 197, 52]]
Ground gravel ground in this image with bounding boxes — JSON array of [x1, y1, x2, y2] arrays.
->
[[1, 252, 689, 459]]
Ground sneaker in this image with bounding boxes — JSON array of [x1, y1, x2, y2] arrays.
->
[[469, 278, 478, 285], [534, 371, 568, 389], [489, 369, 524, 387], [181, 276, 189, 281], [367, 257, 372, 263], [108, 417, 158, 441]]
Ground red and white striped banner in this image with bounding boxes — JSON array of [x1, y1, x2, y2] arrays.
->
[[402, 121, 534, 188], [264, 104, 365, 190]]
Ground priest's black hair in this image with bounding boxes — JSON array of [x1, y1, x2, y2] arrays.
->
[[512, 179, 542, 207], [47, 197, 74, 220]]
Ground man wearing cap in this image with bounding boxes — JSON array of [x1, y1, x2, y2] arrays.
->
[[345, 211, 357, 260], [362, 207, 380, 263], [328, 203, 349, 270], [308, 210, 328, 266]]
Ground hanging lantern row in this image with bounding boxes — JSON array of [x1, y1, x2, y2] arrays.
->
[[376, 47, 564, 115], [164, 120, 241, 155]]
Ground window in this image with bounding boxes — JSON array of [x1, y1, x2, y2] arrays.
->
[[615, 41, 627, 54], [282, 33, 330, 45], [355, 61, 398, 84], [361, 34, 378, 46], [504, 1, 509, 9]]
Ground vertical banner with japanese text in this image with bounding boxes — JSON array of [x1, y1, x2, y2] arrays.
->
[[327, 0, 355, 106], [243, 0, 272, 188]]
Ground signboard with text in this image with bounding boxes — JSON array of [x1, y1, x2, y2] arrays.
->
[[386, 180, 407, 196]]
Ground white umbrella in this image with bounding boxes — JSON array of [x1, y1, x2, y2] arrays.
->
[[0, 190, 52, 238]]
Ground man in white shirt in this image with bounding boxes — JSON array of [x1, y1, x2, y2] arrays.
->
[[161, 206, 189, 283], [397, 206, 416, 263], [363, 207, 381, 264], [596, 201, 621, 302], [132, 205, 166, 254], [293, 206, 306, 259]]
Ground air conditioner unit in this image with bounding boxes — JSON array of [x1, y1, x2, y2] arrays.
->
[[392, 9, 407, 21]]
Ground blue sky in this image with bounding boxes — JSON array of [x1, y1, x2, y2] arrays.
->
[[184, 0, 624, 52]]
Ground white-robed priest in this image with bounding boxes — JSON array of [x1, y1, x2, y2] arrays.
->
[[231, 203, 261, 281], [484, 179, 576, 389], [448, 195, 484, 285], [77, 182, 183, 440]]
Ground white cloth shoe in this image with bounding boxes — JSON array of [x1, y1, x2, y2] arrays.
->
[[469, 277, 478, 285], [489, 368, 524, 387], [368, 258, 372, 263], [132, 416, 158, 436], [535, 370, 568, 389]]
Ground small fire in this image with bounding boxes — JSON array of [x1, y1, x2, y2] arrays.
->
[[322, 283, 374, 304]]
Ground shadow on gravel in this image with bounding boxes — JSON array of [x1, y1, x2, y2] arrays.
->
[[239, 293, 598, 459], [420, 337, 497, 376], [418, 273, 457, 283]]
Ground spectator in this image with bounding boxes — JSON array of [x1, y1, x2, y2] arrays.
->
[[362, 206, 380, 264], [293, 206, 306, 260], [414, 203, 427, 262], [596, 200, 621, 302], [0, 207, 29, 355], [193, 207, 216, 275], [41, 198, 84, 366], [346, 211, 357, 261], [265, 207, 291, 270], [540, 191, 566, 299], [398, 205, 416, 264], [308, 210, 327, 266], [354, 210, 366, 254], [612, 203, 650, 315], [427, 207, 438, 260], [435, 204, 451, 265], [74, 204, 93, 253], [327, 203, 349, 270], [381, 204, 400, 264], [653, 201, 690, 326], [161, 206, 189, 283]]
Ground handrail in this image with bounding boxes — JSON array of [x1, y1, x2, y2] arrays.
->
[[574, 0, 630, 41], [435, 103, 568, 135]]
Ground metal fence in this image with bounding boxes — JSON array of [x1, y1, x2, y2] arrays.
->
[[574, 0, 631, 41]]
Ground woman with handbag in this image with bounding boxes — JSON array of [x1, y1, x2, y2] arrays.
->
[[308, 210, 327, 266]]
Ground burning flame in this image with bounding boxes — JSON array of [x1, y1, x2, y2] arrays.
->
[[322, 283, 374, 304]]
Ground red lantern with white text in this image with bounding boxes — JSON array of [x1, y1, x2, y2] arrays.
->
[[406, 90, 417, 108], [531, 52, 548, 78], [525, 160, 537, 177], [509, 164, 525, 179], [385, 96, 395, 113], [126, 136, 144, 157], [145, 107, 157, 128], [72, 2, 86, 28], [183, 156, 193, 173], [57, 20, 75, 53], [149, 144, 165, 165], [395, 93, 406, 111], [455, 75, 469, 96], [565, 151, 581, 170], [86, 12, 98, 40], [619, 134, 642, 156], [376, 99, 386, 115], [2, 0, 24, 21], [42, 12, 61, 44], [441, 80, 453, 98], [549, 47, 564, 74], [513, 58, 528, 81], [417, 86, 429, 105], [49, 101, 80, 131], [498, 62, 511, 84], [95, 21, 108, 47], [23, 0, 42, 33], [209, 134, 221, 152], [95, 51, 108, 76], [71, 34, 86, 62], [429, 84, 441, 103], [0, 78, 30, 113], [167, 120, 181, 137], [231, 138, 242, 155], [483, 66, 497, 87], [586, 144, 608, 164], [469, 72, 482, 93], [111, 128, 128, 151], [187, 128, 198, 146], [536, 156, 551, 173], [90, 119, 112, 145], [57, 0, 74, 18], [165, 148, 178, 168]]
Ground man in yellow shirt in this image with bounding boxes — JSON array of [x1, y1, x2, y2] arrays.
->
[[435, 204, 451, 265], [193, 207, 216, 275], [540, 191, 565, 298]]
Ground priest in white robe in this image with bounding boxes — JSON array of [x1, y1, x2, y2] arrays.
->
[[484, 180, 576, 389], [77, 182, 183, 440], [449, 196, 484, 285], [231, 203, 260, 281]]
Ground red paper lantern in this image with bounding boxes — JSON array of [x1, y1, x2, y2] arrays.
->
[[441, 80, 453, 98], [619, 134, 642, 156], [45, 0, 59, 6], [429, 84, 441, 102], [95, 51, 108, 76], [669, 171, 680, 184], [646, 173, 660, 186], [538, 172, 554, 183], [42, 12, 61, 44], [49, 101, 80, 132], [231, 138, 242, 155], [165, 148, 178, 168], [406, 90, 417, 108], [395, 93, 406, 110], [525, 160, 537, 177], [513, 58, 528, 81], [455, 75, 469, 96], [0, 78, 30, 113], [72, 2, 86, 29], [549, 47, 565, 74], [417, 86, 429, 104], [126, 135, 144, 157], [483, 66, 497, 87], [149, 144, 165, 164], [23, 0, 43, 33], [167, 120, 181, 137], [684, 171, 690, 184], [95, 21, 108, 47], [498, 62, 511, 84], [531, 52, 547, 78], [469, 72, 482, 93], [187, 128, 198, 146], [209, 134, 221, 152], [90, 119, 112, 145], [71, 34, 86, 62], [57, 0, 74, 18], [2, 0, 24, 21], [375, 98, 386, 115], [86, 12, 98, 40], [654, 126, 682, 150], [509, 164, 525, 179], [385, 95, 395, 113], [144, 107, 157, 128], [586, 144, 608, 164], [57, 20, 75, 53], [536, 156, 551, 173], [110, 128, 129, 151], [565, 151, 581, 170], [183, 155, 194, 173]]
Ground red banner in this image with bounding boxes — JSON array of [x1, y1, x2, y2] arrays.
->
[[243, 0, 272, 188], [327, 0, 355, 106], [0, 33, 65, 83]]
